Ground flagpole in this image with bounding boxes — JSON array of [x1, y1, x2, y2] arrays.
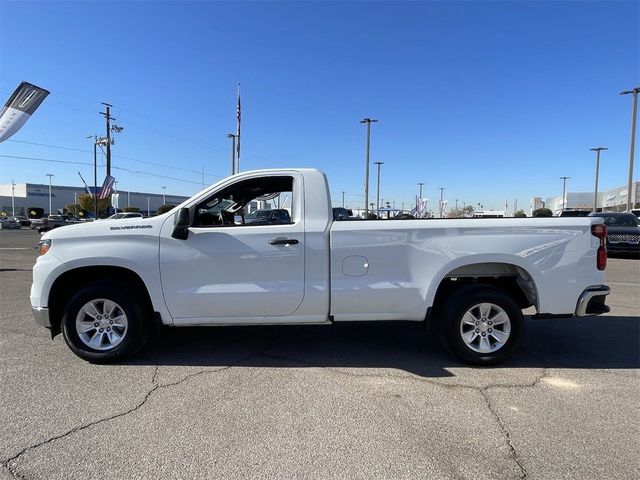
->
[[235, 83, 241, 174]]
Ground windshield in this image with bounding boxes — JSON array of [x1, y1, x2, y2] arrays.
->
[[602, 215, 640, 227]]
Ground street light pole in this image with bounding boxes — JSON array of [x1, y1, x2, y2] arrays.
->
[[560, 176, 570, 212], [227, 134, 237, 175], [45, 174, 54, 215], [162, 186, 166, 205], [11, 180, 15, 216], [342, 191, 345, 208], [360, 118, 378, 218], [439, 187, 445, 218], [590, 147, 608, 212], [621, 87, 639, 211], [374, 161, 384, 214]]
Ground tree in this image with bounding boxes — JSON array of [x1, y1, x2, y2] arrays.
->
[[27, 207, 44, 219], [157, 204, 175, 215], [532, 207, 553, 217], [447, 208, 463, 218], [122, 206, 140, 213], [448, 206, 474, 218], [78, 194, 110, 217], [65, 203, 82, 217], [514, 209, 527, 218]]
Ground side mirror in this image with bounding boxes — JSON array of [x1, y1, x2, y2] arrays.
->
[[171, 207, 190, 240]]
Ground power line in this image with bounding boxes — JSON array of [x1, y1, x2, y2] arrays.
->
[[6, 139, 223, 178], [0, 154, 92, 166], [7, 139, 92, 154], [0, 154, 208, 185], [0, 80, 275, 164]]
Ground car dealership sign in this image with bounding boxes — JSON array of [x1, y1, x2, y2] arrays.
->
[[0, 81, 49, 143]]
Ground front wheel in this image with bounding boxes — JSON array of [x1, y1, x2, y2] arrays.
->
[[440, 284, 524, 365], [61, 282, 149, 363]]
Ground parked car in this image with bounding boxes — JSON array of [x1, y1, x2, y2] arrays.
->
[[0, 217, 21, 229], [332, 207, 350, 220], [14, 215, 31, 227], [106, 212, 144, 220], [32, 168, 610, 366], [589, 212, 640, 254], [244, 208, 291, 225], [560, 209, 591, 217], [31, 215, 80, 233]]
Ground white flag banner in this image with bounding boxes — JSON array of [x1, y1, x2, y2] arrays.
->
[[0, 81, 50, 143]]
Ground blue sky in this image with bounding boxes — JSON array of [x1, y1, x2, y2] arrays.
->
[[0, 0, 638, 211]]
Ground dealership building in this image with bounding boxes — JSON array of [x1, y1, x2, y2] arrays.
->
[[532, 181, 639, 215], [0, 182, 190, 217]]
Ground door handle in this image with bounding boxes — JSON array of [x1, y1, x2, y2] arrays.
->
[[268, 238, 299, 245]]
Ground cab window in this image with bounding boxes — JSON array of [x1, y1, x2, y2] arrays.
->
[[194, 176, 294, 227]]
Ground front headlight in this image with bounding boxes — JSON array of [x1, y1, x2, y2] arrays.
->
[[37, 239, 51, 256]]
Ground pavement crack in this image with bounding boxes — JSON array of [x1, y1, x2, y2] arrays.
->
[[1, 365, 160, 477], [480, 388, 528, 480], [1, 353, 264, 477]]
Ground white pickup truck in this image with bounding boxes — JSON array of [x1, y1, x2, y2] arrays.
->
[[31, 168, 610, 365]]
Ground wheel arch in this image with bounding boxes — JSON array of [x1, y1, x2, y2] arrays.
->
[[428, 260, 539, 322], [48, 265, 155, 337]]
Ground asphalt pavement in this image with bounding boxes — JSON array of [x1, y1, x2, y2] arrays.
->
[[0, 229, 638, 479]]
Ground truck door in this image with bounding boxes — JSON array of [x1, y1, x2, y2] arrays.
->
[[159, 174, 305, 320]]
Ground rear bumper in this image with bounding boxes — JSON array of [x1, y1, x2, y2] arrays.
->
[[32, 306, 52, 327], [575, 285, 610, 317]]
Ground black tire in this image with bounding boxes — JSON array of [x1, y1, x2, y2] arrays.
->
[[61, 281, 149, 363], [439, 284, 524, 365]]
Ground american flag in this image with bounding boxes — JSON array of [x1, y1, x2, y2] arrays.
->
[[99, 175, 116, 199]]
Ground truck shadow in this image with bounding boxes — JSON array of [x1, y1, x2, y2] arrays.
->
[[135, 315, 640, 377]]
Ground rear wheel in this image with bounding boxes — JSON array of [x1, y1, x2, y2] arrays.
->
[[61, 282, 149, 363], [440, 284, 523, 365]]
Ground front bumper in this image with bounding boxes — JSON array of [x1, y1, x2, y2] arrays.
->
[[575, 285, 610, 317], [32, 306, 52, 327]]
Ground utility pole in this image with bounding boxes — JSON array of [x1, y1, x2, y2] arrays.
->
[[374, 161, 384, 214], [621, 87, 639, 211], [46, 174, 54, 215], [439, 187, 445, 218], [100, 103, 113, 176], [590, 147, 607, 212], [560, 176, 570, 212], [227, 134, 237, 174], [360, 118, 378, 218], [93, 139, 98, 217]]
